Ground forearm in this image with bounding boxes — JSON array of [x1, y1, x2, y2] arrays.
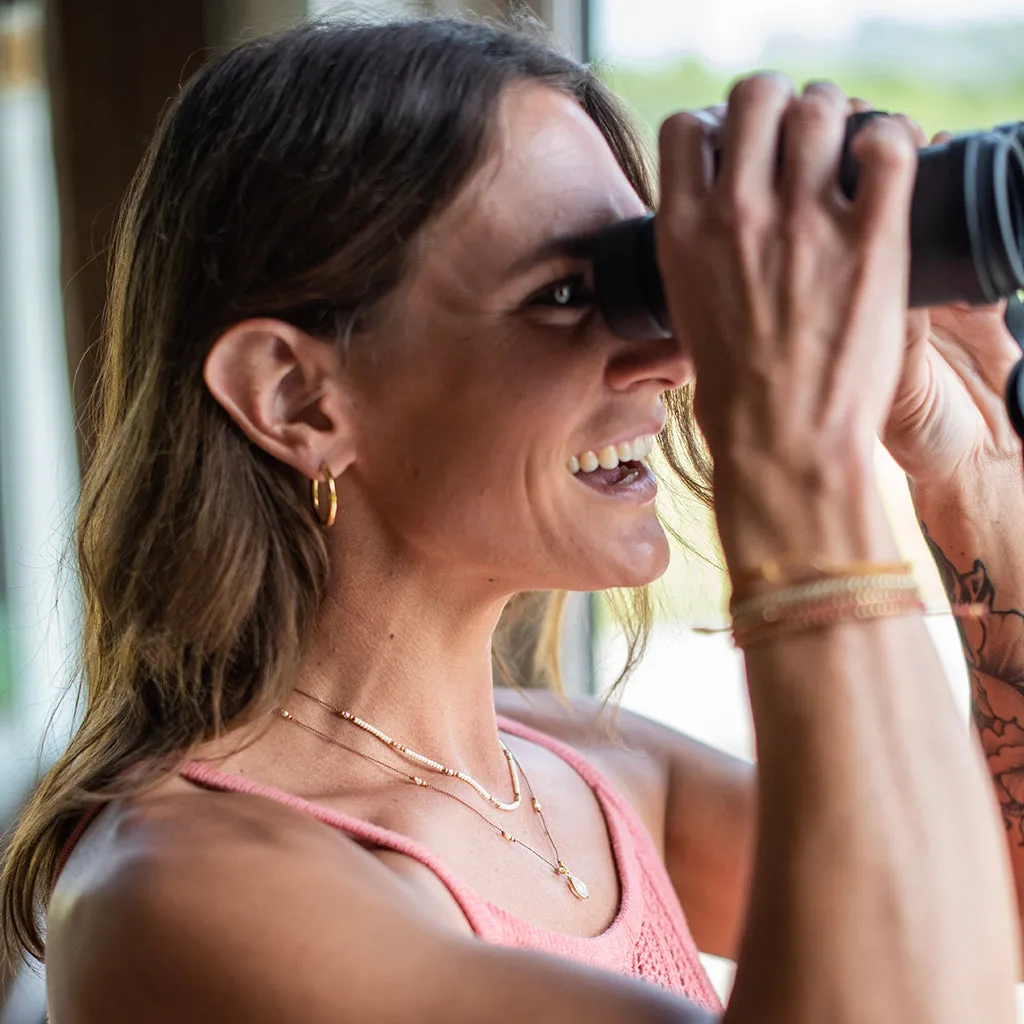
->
[[912, 468, 1024, 918], [719, 467, 1018, 1024]]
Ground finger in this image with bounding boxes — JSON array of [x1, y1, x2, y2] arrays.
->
[[850, 115, 919, 239], [781, 80, 849, 205], [658, 111, 714, 208], [849, 97, 873, 115], [888, 112, 927, 149], [690, 103, 727, 134], [931, 130, 953, 146], [717, 72, 794, 201], [689, 104, 727, 158]]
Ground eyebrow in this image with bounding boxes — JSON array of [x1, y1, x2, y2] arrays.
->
[[505, 208, 628, 276]]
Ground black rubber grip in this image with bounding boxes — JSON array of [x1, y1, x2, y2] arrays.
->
[[1007, 357, 1024, 441]]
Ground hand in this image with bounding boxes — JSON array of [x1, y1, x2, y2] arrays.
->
[[655, 77, 922, 568], [656, 77, 919, 484], [884, 292, 1024, 488], [863, 120, 1024, 489]]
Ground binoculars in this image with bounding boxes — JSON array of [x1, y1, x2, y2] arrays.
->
[[586, 112, 1024, 439]]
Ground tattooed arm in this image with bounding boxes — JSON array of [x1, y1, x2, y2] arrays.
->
[[914, 474, 1024, 929]]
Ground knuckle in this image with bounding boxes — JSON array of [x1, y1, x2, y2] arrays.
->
[[781, 214, 838, 272], [716, 188, 772, 237], [657, 202, 700, 254], [788, 86, 847, 131], [802, 79, 846, 104], [862, 124, 918, 172], [789, 92, 838, 130], [659, 110, 691, 140], [657, 112, 685, 151], [729, 72, 792, 110], [858, 215, 905, 252], [657, 203, 690, 246], [889, 113, 927, 147], [782, 204, 828, 244], [658, 111, 702, 155]]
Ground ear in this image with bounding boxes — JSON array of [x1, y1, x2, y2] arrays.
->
[[203, 318, 355, 480]]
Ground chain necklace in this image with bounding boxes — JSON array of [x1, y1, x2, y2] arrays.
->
[[294, 687, 522, 812], [275, 705, 590, 901]]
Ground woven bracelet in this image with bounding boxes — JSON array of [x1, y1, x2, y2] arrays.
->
[[730, 573, 920, 620], [730, 556, 913, 603], [732, 590, 926, 648]]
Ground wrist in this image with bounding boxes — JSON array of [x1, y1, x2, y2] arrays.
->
[[910, 455, 1024, 543], [714, 446, 900, 578]]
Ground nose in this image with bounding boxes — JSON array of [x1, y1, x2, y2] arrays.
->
[[603, 332, 694, 394]]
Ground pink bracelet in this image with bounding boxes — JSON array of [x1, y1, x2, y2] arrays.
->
[[732, 591, 926, 649]]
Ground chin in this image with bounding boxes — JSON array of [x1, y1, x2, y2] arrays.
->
[[584, 529, 672, 591], [618, 545, 671, 588]]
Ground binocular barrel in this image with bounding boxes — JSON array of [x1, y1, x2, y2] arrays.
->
[[589, 114, 1024, 439]]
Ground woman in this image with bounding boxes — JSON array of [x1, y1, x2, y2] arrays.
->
[[1, 15, 1021, 1023]]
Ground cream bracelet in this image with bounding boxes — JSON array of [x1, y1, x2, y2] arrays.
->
[[730, 556, 913, 602], [732, 590, 926, 648], [730, 573, 921, 623]]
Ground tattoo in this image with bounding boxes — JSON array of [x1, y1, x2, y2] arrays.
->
[[923, 521, 1024, 844]]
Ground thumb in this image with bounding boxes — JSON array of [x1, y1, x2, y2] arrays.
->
[[905, 309, 930, 351]]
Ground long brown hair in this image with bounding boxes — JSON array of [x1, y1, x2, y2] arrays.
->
[[0, 13, 713, 966]]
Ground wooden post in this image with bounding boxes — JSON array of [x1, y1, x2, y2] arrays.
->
[[44, 0, 208, 464]]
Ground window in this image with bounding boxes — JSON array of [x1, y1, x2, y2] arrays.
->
[[588, 0, 1023, 1001], [0, 0, 80, 818], [0, 514, 9, 716], [590, 0, 1021, 746]]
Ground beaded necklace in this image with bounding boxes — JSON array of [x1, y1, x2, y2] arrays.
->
[[275, 702, 590, 900]]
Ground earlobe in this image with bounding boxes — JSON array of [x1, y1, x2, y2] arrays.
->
[[202, 318, 356, 479]]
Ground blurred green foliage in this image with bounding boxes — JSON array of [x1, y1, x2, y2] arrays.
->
[[591, 23, 1024, 629], [597, 43, 1024, 147]]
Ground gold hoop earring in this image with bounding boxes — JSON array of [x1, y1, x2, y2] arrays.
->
[[311, 464, 337, 529]]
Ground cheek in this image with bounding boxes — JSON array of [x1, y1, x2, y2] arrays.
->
[[351, 324, 669, 585], [357, 421, 672, 591], [355, 389, 543, 554]]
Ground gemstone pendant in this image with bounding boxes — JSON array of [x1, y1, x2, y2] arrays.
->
[[556, 861, 589, 900], [566, 872, 590, 900]]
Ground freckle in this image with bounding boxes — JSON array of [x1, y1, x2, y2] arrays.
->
[[488, 578, 496, 583], [389, 633, 396, 640]]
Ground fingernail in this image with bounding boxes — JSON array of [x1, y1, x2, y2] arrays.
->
[[691, 109, 722, 129], [764, 70, 794, 91]]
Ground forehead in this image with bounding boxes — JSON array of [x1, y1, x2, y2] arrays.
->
[[420, 83, 645, 288]]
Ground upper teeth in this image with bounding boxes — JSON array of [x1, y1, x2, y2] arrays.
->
[[568, 435, 656, 475]]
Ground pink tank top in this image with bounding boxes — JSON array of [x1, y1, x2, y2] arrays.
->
[[57, 715, 722, 1011], [179, 714, 722, 1011]]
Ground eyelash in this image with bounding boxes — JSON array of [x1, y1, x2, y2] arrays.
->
[[528, 273, 595, 310]]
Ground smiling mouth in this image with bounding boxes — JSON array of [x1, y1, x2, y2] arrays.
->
[[566, 434, 657, 497], [566, 434, 655, 477], [579, 461, 645, 486]]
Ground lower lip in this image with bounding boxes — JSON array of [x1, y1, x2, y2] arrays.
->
[[572, 461, 657, 504]]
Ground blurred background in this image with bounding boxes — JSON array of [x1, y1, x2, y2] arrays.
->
[[0, 0, 1021, 1020]]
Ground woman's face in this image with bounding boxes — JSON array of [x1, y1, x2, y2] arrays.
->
[[343, 83, 693, 593]]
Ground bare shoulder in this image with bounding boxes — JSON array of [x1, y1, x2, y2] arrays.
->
[[45, 774, 709, 1024], [46, 783, 407, 1022]]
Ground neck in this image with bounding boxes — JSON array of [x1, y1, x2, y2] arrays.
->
[[292, 545, 520, 786]]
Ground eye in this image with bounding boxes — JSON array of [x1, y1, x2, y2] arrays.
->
[[528, 273, 594, 310]]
